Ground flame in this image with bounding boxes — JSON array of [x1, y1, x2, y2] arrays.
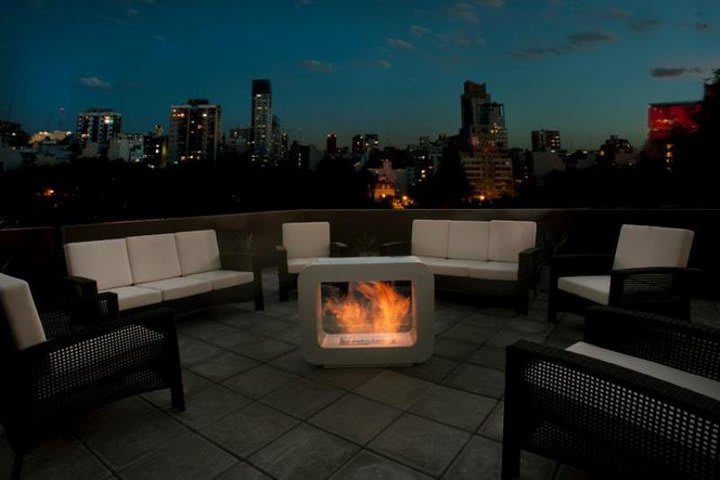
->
[[323, 281, 411, 334]]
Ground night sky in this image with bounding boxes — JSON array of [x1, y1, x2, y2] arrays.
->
[[2, 0, 718, 150]]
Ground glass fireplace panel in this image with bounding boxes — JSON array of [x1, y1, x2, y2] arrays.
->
[[318, 280, 417, 349]]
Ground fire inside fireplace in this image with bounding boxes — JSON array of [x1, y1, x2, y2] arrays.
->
[[321, 281, 415, 348], [298, 256, 433, 367]]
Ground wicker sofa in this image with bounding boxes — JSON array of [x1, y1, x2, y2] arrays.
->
[[380, 220, 542, 313], [502, 307, 720, 479], [0, 272, 184, 479], [64, 229, 263, 312]]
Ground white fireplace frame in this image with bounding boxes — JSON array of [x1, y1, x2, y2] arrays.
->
[[298, 256, 434, 367]]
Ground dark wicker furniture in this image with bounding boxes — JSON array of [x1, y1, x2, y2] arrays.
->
[[0, 291, 185, 480], [502, 307, 720, 480], [547, 253, 694, 322]]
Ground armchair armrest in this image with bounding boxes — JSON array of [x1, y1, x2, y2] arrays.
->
[[608, 267, 693, 320], [550, 253, 614, 278], [504, 340, 720, 479], [39, 292, 120, 338], [585, 306, 720, 380], [331, 242, 350, 257], [378, 241, 411, 256]]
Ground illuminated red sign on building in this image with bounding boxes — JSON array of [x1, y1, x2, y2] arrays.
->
[[648, 102, 701, 140]]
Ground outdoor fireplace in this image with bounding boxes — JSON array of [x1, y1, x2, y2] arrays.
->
[[298, 257, 434, 367]]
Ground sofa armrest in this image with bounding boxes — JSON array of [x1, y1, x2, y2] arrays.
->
[[585, 306, 720, 380], [378, 241, 411, 256], [58, 276, 98, 297], [331, 242, 350, 257], [518, 247, 543, 289]]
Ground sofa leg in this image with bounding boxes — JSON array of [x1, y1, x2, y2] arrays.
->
[[501, 442, 521, 480], [11, 453, 24, 480], [171, 384, 185, 411]]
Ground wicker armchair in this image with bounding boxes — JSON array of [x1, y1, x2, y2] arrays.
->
[[276, 222, 349, 301], [548, 224, 695, 322], [0, 273, 184, 480], [502, 307, 720, 480]]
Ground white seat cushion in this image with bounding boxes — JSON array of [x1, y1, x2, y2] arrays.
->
[[448, 221, 490, 261], [282, 222, 330, 259], [466, 261, 519, 281], [0, 273, 46, 349], [412, 220, 450, 258], [415, 256, 472, 276], [136, 277, 212, 301], [64, 239, 133, 290], [288, 257, 321, 274], [488, 220, 537, 263], [613, 224, 694, 270], [567, 342, 720, 401], [185, 270, 254, 290], [126, 234, 182, 284], [101, 286, 162, 311], [175, 230, 222, 275], [557, 275, 610, 305]]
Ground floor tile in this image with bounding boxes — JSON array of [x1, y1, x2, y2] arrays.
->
[[0, 434, 110, 480], [442, 435, 502, 480], [467, 346, 507, 371], [250, 424, 358, 480], [170, 384, 250, 429], [178, 338, 222, 366], [75, 397, 188, 469], [215, 462, 273, 479], [305, 366, 382, 390], [309, 393, 402, 444], [269, 349, 317, 376], [433, 338, 480, 361], [187, 351, 259, 382], [119, 434, 236, 480], [229, 336, 296, 361], [222, 364, 298, 398], [409, 385, 497, 432], [201, 402, 299, 458], [329, 450, 432, 479], [369, 414, 470, 477], [477, 401, 504, 441], [354, 370, 434, 410], [260, 378, 344, 419], [440, 324, 498, 345], [142, 369, 214, 407], [442, 363, 505, 398], [392, 356, 459, 383]]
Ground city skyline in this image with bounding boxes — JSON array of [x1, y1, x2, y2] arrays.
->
[[2, 1, 719, 150]]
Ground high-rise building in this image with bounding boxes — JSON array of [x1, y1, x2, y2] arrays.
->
[[352, 134, 365, 154], [364, 134, 380, 151], [108, 133, 145, 162], [167, 99, 221, 163], [326, 133, 337, 155], [75, 108, 122, 145], [251, 79, 272, 159], [531, 130, 561, 152], [460, 81, 507, 152], [459, 82, 512, 200]]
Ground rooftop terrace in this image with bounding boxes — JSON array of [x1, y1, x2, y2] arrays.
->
[[1, 266, 717, 480]]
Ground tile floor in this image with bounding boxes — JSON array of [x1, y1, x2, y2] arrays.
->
[[2, 270, 717, 479]]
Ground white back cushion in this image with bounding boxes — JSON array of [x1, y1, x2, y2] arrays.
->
[[447, 221, 490, 261], [613, 224, 694, 270], [282, 222, 331, 259], [488, 220, 537, 262], [65, 239, 133, 290], [412, 220, 450, 258], [0, 273, 46, 349], [175, 230, 222, 275], [126, 234, 181, 284]]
